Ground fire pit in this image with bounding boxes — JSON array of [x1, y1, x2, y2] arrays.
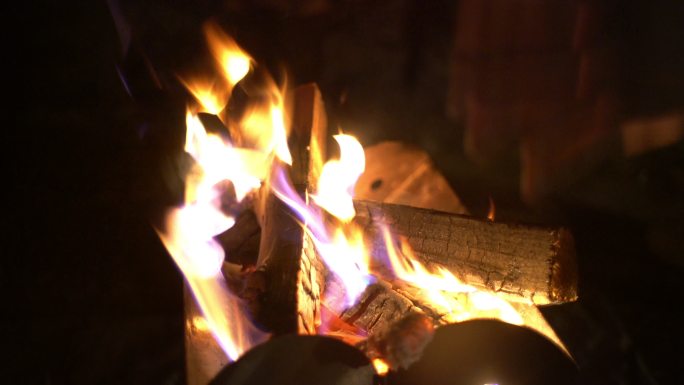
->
[[153, 24, 578, 385]]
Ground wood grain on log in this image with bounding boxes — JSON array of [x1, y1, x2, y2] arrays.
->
[[254, 83, 327, 335], [352, 200, 577, 305]]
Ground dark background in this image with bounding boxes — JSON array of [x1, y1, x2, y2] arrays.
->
[[9, 1, 684, 384]]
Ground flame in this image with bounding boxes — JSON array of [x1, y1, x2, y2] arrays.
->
[[184, 111, 269, 203], [311, 134, 366, 221], [181, 77, 228, 115], [372, 358, 390, 376], [310, 227, 371, 308], [158, 109, 274, 360], [158, 21, 566, 366], [270, 135, 372, 309], [204, 22, 252, 87], [240, 97, 292, 165], [487, 196, 495, 221], [381, 227, 523, 326], [157, 202, 264, 361], [190, 315, 212, 333], [157, 25, 296, 361], [180, 23, 251, 116]]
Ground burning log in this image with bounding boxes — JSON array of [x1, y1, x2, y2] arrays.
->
[[251, 83, 327, 335], [207, 79, 576, 374], [354, 141, 469, 215], [238, 193, 577, 322], [223, 84, 576, 363], [353, 200, 578, 305]]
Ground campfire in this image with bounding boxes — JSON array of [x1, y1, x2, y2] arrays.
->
[[155, 23, 578, 385]]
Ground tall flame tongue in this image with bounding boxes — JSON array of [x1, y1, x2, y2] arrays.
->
[[271, 134, 372, 310], [311, 134, 365, 221], [157, 112, 268, 360], [157, 23, 293, 361], [180, 23, 252, 116]]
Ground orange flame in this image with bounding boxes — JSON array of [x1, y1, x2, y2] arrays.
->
[[180, 23, 252, 116], [311, 134, 365, 221], [239, 91, 292, 165], [180, 77, 229, 115], [372, 358, 390, 376], [381, 226, 523, 326], [158, 22, 567, 366], [157, 25, 295, 361], [204, 23, 252, 87], [158, 110, 271, 360]]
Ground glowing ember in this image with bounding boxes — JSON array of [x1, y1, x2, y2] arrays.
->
[[372, 358, 390, 376], [311, 134, 366, 221]]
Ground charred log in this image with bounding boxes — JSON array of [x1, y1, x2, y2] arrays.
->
[[353, 200, 577, 305], [251, 84, 327, 335]]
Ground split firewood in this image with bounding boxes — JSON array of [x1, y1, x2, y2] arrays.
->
[[250, 83, 327, 335], [354, 141, 468, 215], [353, 199, 577, 305], [228, 170, 577, 312]]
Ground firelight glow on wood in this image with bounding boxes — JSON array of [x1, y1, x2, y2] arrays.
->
[[155, 22, 565, 372]]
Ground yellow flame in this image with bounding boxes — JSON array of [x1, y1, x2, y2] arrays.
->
[[179, 24, 251, 115], [240, 101, 292, 165], [381, 227, 523, 326], [312, 226, 371, 309], [158, 109, 273, 359], [372, 358, 389, 376], [190, 315, 212, 333], [158, 203, 264, 361], [312, 134, 365, 221], [157, 27, 305, 361], [185, 111, 269, 203], [204, 22, 252, 86], [159, 21, 556, 366], [181, 77, 228, 115]]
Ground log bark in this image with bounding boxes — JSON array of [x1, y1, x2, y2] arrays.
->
[[253, 83, 327, 335], [352, 199, 577, 305]]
